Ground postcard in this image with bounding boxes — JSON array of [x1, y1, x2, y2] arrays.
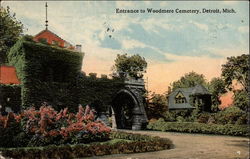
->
[[0, 1, 249, 159]]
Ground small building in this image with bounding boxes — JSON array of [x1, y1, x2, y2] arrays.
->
[[168, 84, 211, 112]]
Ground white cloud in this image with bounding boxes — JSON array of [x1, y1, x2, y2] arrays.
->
[[206, 48, 247, 57], [121, 38, 146, 49], [110, 15, 137, 32], [139, 18, 176, 34]]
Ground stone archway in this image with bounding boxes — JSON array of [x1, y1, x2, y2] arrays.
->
[[111, 89, 147, 130]]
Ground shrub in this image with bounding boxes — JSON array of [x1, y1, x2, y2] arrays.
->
[[214, 106, 247, 125], [0, 131, 173, 158], [197, 113, 211, 123], [164, 109, 193, 122], [176, 116, 185, 122], [0, 112, 23, 148], [0, 105, 111, 148], [163, 106, 248, 125], [147, 119, 249, 136], [164, 112, 176, 122]]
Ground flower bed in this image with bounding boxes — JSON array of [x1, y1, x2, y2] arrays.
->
[[0, 106, 173, 158], [0, 104, 110, 148], [147, 119, 249, 136], [0, 131, 173, 159]]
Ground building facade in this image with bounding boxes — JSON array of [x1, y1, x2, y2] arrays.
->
[[168, 84, 212, 112]]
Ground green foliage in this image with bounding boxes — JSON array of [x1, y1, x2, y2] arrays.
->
[[7, 37, 83, 110], [7, 37, 127, 112], [0, 6, 23, 64], [0, 84, 21, 113], [208, 77, 226, 112], [221, 54, 249, 91], [164, 110, 193, 122], [146, 92, 167, 119], [147, 119, 248, 136], [197, 113, 212, 123], [172, 71, 207, 91], [0, 113, 23, 148], [77, 75, 125, 112], [164, 105, 247, 125], [0, 105, 111, 148], [233, 90, 249, 111], [0, 131, 173, 158], [214, 106, 248, 125], [112, 53, 147, 79]]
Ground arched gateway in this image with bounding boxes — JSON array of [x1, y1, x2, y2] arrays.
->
[[111, 79, 148, 130]]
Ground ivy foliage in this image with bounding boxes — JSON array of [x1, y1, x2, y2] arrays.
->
[[77, 74, 125, 113], [7, 37, 127, 112], [7, 37, 83, 110]]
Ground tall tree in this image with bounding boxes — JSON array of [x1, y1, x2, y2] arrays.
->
[[222, 54, 249, 112], [208, 77, 226, 112], [0, 6, 23, 64], [111, 53, 147, 79], [146, 92, 168, 119], [172, 71, 207, 91], [233, 90, 249, 111], [221, 54, 249, 91]]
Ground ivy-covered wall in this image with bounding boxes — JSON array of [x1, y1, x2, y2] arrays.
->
[[0, 84, 21, 113], [77, 75, 125, 113], [7, 37, 126, 112], [8, 37, 83, 111]]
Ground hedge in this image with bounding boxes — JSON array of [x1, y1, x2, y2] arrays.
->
[[0, 131, 173, 159], [147, 119, 249, 137]]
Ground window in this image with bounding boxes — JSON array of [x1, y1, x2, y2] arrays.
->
[[175, 91, 187, 104]]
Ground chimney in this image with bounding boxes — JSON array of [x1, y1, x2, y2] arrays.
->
[[75, 44, 82, 52]]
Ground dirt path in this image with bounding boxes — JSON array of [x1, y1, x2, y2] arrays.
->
[[88, 130, 249, 159]]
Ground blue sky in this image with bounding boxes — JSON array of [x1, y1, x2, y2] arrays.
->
[[2, 1, 249, 93]]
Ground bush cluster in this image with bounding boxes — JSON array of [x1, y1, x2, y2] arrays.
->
[[164, 109, 195, 122], [164, 106, 248, 125], [0, 105, 111, 148], [0, 131, 173, 159], [147, 119, 249, 136]]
